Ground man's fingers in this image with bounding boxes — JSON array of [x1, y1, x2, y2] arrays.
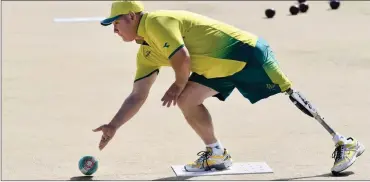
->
[[173, 98, 177, 106], [162, 93, 171, 106], [161, 95, 166, 101], [162, 91, 179, 107], [93, 125, 104, 132], [99, 141, 108, 150], [162, 99, 168, 106], [163, 94, 174, 107], [99, 135, 111, 150], [173, 93, 180, 106], [161, 92, 170, 104], [167, 99, 172, 107]]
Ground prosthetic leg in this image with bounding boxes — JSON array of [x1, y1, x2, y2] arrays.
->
[[285, 88, 365, 175], [285, 88, 336, 136]]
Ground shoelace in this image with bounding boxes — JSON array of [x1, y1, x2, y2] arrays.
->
[[332, 137, 354, 163], [332, 145, 345, 163], [196, 150, 212, 169]]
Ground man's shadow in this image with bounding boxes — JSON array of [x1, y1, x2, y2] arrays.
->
[[153, 176, 193, 181], [69, 175, 190, 181], [273, 171, 354, 181], [69, 171, 354, 181], [153, 171, 354, 181], [69, 175, 193, 181]]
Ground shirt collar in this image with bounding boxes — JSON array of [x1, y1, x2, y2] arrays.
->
[[137, 12, 148, 39]]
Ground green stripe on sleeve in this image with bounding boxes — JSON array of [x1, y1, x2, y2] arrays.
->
[[134, 69, 159, 83], [168, 44, 185, 59]]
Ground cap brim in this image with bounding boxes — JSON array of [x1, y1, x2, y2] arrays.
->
[[100, 15, 121, 26]]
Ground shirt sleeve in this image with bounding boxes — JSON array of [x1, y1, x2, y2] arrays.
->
[[134, 46, 160, 82], [146, 16, 185, 59]]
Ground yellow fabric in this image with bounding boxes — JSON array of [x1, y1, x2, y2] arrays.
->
[[103, 1, 144, 21], [135, 10, 259, 81], [134, 44, 167, 81]]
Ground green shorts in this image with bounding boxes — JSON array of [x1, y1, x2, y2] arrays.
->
[[189, 37, 292, 104]]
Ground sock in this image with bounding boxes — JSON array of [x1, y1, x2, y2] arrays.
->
[[206, 141, 224, 155], [332, 133, 348, 145]]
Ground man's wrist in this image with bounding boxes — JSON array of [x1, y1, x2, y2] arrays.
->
[[108, 122, 119, 130], [108, 115, 122, 130], [174, 80, 188, 87]]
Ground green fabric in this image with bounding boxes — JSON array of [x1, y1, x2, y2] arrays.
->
[[189, 37, 292, 104]]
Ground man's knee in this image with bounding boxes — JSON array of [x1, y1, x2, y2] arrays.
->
[[177, 93, 202, 110], [177, 81, 218, 110]]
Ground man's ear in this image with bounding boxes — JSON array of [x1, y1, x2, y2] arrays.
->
[[128, 11, 136, 21]]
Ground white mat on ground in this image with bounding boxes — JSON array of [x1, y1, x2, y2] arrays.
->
[[171, 162, 273, 177]]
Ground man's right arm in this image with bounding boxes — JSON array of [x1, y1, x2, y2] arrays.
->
[[108, 71, 158, 130]]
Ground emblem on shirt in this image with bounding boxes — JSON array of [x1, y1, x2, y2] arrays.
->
[[145, 50, 151, 57], [163, 42, 170, 48]]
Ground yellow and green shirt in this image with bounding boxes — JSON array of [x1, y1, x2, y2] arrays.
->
[[134, 10, 259, 82]]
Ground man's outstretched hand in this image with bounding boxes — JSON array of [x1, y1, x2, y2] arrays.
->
[[93, 124, 117, 150], [161, 82, 186, 107]]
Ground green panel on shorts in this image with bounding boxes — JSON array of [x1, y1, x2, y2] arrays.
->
[[189, 73, 235, 101], [208, 32, 255, 63], [189, 37, 292, 104]]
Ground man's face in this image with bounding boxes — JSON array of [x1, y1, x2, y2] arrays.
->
[[113, 14, 137, 42]]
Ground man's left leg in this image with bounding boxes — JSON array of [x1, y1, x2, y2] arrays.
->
[[236, 37, 365, 175], [285, 88, 365, 175], [177, 75, 236, 172]]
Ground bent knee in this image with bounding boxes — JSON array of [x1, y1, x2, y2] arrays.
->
[[177, 81, 218, 109], [177, 93, 202, 109]]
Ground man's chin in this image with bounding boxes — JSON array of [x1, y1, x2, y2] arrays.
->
[[122, 37, 134, 42]]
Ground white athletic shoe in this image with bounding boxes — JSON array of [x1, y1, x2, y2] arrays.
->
[[331, 137, 365, 175], [184, 147, 233, 172]]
